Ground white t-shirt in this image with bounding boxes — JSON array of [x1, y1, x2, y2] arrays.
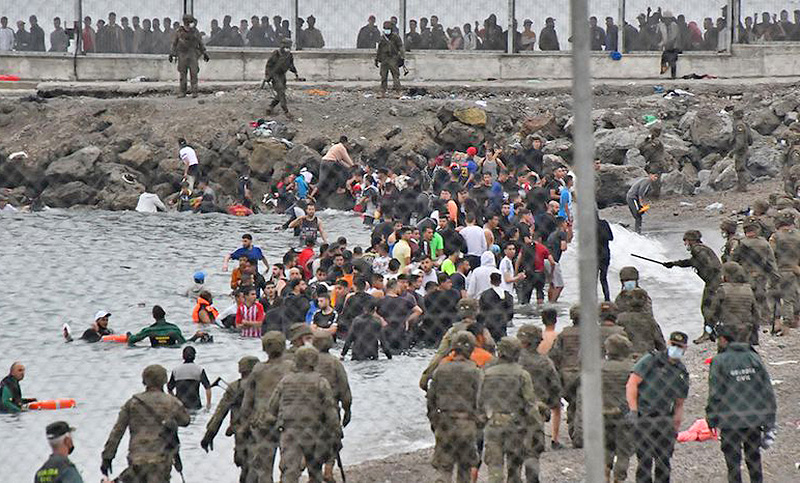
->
[[179, 146, 199, 167], [0, 28, 14, 51], [461, 225, 487, 256], [499, 256, 515, 293], [135, 193, 166, 213]]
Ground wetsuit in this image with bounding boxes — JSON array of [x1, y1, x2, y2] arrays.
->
[[127, 318, 186, 347], [168, 362, 211, 410], [0, 374, 30, 413], [80, 326, 112, 343]]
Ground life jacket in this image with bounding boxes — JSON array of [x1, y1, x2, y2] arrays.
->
[[441, 347, 494, 367], [192, 297, 219, 323]]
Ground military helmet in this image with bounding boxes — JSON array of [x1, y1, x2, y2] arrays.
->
[[261, 330, 286, 356], [683, 230, 702, 242], [383, 21, 393, 29], [569, 304, 581, 321], [742, 218, 760, 234], [619, 266, 639, 282], [142, 364, 168, 388], [648, 122, 663, 134], [627, 287, 648, 310], [238, 356, 260, 375], [280, 38, 292, 47], [182, 14, 196, 24], [732, 109, 744, 119], [452, 331, 476, 357], [599, 301, 618, 322], [604, 334, 632, 359], [752, 199, 769, 215], [289, 323, 313, 342], [497, 337, 522, 361], [457, 298, 479, 319], [722, 262, 748, 284], [776, 196, 794, 210], [516, 324, 543, 346], [775, 211, 796, 228], [720, 219, 737, 234], [312, 332, 334, 352], [294, 346, 319, 370]]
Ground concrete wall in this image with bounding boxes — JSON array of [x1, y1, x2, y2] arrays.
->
[[1, 44, 799, 82]]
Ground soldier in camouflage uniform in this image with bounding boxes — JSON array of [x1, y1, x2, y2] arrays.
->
[[732, 220, 780, 335], [201, 356, 259, 482], [599, 302, 627, 352], [101, 365, 190, 481], [720, 219, 741, 263], [517, 325, 562, 453], [419, 298, 495, 391], [265, 346, 342, 483], [615, 266, 654, 317], [169, 15, 209, 98], [602, 334, 635, 483], [548, 304, 582, 448], [313, 332, 353, 482], [664, 230, 722, 343], [264, 38, 299, 115], [769, 213, 800, 332], [750, 201, 775, 240], [480, 337, 540, 483], [710, 262, 759, 344], [783, 137, 800, 196], [240, 331, 296, 483], [638, 123, 670, 173], [616, 288, 666, 360], [731, 109, 753, 192], [427, 331, 483, 483], [375, 21, 404, 96]]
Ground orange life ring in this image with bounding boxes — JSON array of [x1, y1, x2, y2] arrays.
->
[[28, 399, 76, 410], [227, 204, 254, 217], [102, 334, 129, 343]]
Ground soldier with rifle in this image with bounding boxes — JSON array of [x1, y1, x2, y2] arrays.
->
[[263, 38, 300, 116]]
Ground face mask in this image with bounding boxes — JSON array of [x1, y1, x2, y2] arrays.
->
[[384, 29, 392, 35], [303, 340, 314, 348], [667, 345, 685, 360], [685, 243, 692, 252], [623, 280, 637, 291]]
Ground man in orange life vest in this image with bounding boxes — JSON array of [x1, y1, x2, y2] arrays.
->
[[193, 291, 219, 325]]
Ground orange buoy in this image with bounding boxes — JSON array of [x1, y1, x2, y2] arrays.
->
[[227, 204, 254, 217], [102, 334, 128, 343], [28, 399, 76, 410]]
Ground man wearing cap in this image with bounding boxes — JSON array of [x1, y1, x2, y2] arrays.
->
[[376, 20, 404, 96], [710, 262, 759, 344], [601, 334, 635, 483], [626, 331, 690, 483], [616, 288, 666, 359], [102, 365, 190, 480], [664, 230, 722, 343], [539, 17, 560, 50], [731, 109, 753, 192], [201, 356, 259, 482], [720, 219, 741, 263], [625, 173, 659, 234], [169, 14, 208, 98], [517, 324, 563, 452], [732, 220, 779, 335], [264, 38, 300, 115], [768, 212, 800, 332], [240, 331, 296, 482], [36, 421, 82, 483], [302, 16, 324, 48], [80, 310, 114, 343], [706, 326, 776, 483]]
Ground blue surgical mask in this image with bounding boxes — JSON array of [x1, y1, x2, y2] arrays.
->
[[667, 345, 685, 360], [623, 280, 637, 291], [384, 29, 392, 35]]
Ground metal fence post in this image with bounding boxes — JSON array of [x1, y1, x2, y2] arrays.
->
[[507, 0, 515, 54], [728, 0, 736, 49], [570, 0, 604, 482], [618, 0, 624, 52], [400, 0, 407, 46], [292, 0, 299, 49]]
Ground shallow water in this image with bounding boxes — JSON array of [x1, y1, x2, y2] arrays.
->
[[0, 209, 714, 481]]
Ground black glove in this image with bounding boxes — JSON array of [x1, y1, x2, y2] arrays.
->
[[625, 410, 638, 425], [342, 408, 352, 428], [168, 54, 174, 63], [663, 262, 674, 269], [101, 459, 113, 476], [200, 434, 213, 452], [203, 53, 210, 62], [374, 59, 379, 68]]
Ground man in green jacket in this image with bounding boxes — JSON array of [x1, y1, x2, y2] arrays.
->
[[706, 326, 777, 483], [0, 361, 35, 413], [128, 305, 186, 347]]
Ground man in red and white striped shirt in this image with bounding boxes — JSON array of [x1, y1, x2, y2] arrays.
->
[[236, 287, 264, 338]]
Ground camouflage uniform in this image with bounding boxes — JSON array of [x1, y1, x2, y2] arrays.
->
[[548, 305, 582, 447], [313, 332, 352, 477], [783, 140, 800, 196], [170, 15, 207, 97], [732, 221, 780, 332], [638, 124, 670, 173], [710, 262, 760, 344], [265, 347, 341, 483], [427, 332, 483, 483], [240, 331, 296, 483], [769, 214, 800, 329], [102, 365, 190, 482], [202, 356, 259, 483], [376, 21, 404, 94], [665, 231, 722, 341], [601, 335, 635, 483], [480, 337, 540, 483], [615, 266, 654, 317], [616, 288, 666, 359], [731, 110, 753, 192], [720, 219, 741, 263], [265, 39, 298, 114], [749, 201, 775, 240]]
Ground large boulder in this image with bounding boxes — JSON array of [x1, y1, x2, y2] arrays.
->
[[690, 109, 732, 151], [747, 136, 784, 177], [44, 146, 101, 183], [662, 133, 691, 161], [710, 158, 737, 191], [747, 108, 782, 136], [772, 97, 799, 118], [249, 138, 287, 181], [521, 113, 560, 139], [41, 181, 97, 207], [699, 152, 722, 170], [594, 127, 648, 165], [625, 148, 646, 168], [596, 164, 648, 208], [284, 144, 322, 170], [93, 163, 145, 211], [436, 121, 485, 150], [305, 136, 331, 154], [118, 143, 157, 172], [453, 107, 487, 127], [660, 169, 695, 196], [0, 154, 46, 190]]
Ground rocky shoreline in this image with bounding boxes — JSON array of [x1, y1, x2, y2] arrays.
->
[[1, 80, 798, 211]]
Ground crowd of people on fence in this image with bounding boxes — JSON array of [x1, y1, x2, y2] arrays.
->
[[5, 8, 800, 53]]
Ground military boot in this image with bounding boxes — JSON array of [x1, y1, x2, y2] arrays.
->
[[693, 332, 711, 344]]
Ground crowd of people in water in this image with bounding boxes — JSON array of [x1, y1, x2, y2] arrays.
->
[[4, 7, 800, 53]]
